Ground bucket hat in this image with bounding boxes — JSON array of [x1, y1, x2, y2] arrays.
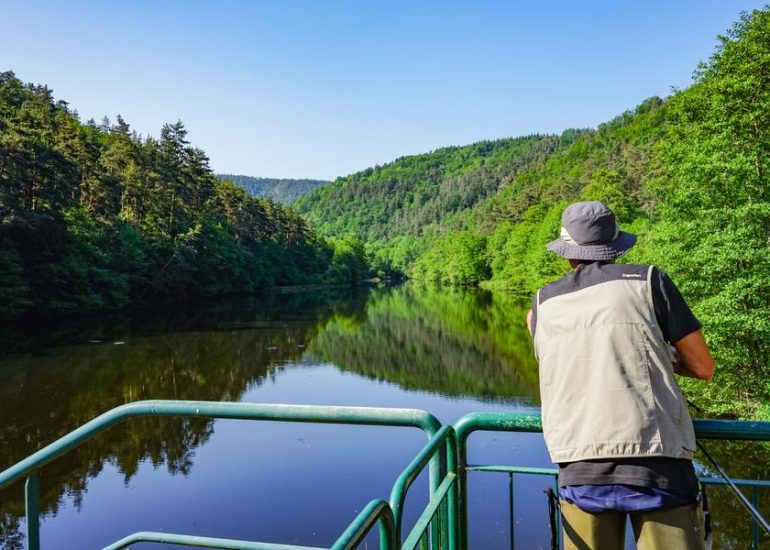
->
[[546, 201, 636, 260]]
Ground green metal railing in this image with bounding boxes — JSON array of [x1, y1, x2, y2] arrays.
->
[[390, 425, 458, 550], [2, 401, 770, 549], [97, 498, 396, 550], [0, 400, 440, 550], [453, 412, 545, 549], [454, 411, 770, 550]]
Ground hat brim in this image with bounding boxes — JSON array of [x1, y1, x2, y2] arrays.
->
[[546, 231, 637, 261]]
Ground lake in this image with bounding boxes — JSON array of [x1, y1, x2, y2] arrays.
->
[[0, 283, 766, 549]]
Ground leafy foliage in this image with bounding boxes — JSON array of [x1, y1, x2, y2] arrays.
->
[[411, 231, 489, 285], [633, 8, 770, 417], [0, 72, 365, 319]]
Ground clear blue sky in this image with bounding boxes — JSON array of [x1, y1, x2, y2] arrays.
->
[[1, 1, 765, 180]]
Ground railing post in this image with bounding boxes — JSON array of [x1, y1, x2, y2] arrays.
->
[[457, 438, 469, 549], [752, 485, 759, 550], [453, 422, 471, 550], [430, 456, 440, 549], [380, 516, 397, 550], [508, 473, 514, 550], [25, 475, 40, 550], [452, 411, 548, 550], [554, 474, 561, 550], [446, 432, 458, 550]]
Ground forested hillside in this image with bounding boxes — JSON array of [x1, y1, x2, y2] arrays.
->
[[0, 72, 366, 319], [295, 134, 581, 273], [297, 7, 770, 419], [217, 174, 328, 204]]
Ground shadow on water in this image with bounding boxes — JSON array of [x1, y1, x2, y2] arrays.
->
[[0, 283, 767, 548]]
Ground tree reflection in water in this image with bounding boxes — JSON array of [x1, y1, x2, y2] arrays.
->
[[0, 283, 767, 548], [0, 287, 367, 546]]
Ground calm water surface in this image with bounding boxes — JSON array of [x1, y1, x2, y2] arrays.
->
[[0, 283, 766, 549]]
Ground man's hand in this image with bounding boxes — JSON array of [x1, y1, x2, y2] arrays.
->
[[672, 330, 715, 380]]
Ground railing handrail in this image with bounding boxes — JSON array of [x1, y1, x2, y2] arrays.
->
[[6, 402, 770, 550], [0, 400, 442, 492], [452, 410, 770, 550], [330, 499, 397, 550], [692, 418, 770, 440], [102, 530, 326, 550], [453, 411, 770, 446]]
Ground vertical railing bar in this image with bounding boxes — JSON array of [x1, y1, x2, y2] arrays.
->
[[458, 472, 467, 549], [430, 461, 440, 550], [509, 473, 514, 550], [25, 475, 40, 550], [431, 504, 437, 550], [430, 436, 446, 550], [440, 504, 445, 550], [445, 495, 451, 550], [553, 473, 561, 550], [442, 483, 452, 550], [379, 506, 397, 550], [434, 484, 440, 550], [752, 485, 759, 550], [445, 431, 458, 550], [438, 496, 445, 550], [440, 438, 450, 550], [447, 475, 457, 550]]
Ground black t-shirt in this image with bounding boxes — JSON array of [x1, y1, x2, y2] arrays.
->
[[532, 264, 702, 489], [649, 266, 702, 345], [557, 457, 699, 490]]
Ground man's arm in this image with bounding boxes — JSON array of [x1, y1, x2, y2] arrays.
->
[[673, 330, 715, 380], [526, 309, 533, 336], [651, 268, 714, 380]]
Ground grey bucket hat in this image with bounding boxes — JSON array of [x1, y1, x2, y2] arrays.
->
[[546, 201, 636, 260]]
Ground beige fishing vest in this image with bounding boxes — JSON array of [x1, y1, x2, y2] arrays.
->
[[533, 264, 696, 464]]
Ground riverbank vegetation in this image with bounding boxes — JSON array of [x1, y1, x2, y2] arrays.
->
[[297, 7, 770, 419], [0, 72, 367, 319]]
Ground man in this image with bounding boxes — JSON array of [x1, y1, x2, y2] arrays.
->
[[527, 201, 715, 550]]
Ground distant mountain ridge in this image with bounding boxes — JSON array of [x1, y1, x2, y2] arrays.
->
[[217, 174, 329, 204]]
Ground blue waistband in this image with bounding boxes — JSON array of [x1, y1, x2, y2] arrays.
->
[[560, 484, 698, 514]]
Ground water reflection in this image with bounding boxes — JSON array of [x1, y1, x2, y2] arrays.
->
[[0, 283, 766, 549], [309, 284, 539, 401], [0, 288, 370, 546]]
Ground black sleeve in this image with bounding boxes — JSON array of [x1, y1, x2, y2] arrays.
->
[[651, 267, 701, 344], [530, 292, 538, 340]]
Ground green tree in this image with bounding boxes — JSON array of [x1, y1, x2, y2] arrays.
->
[[0, 245, 30, 319], [639, 8, 770, 417], [326, 236, 369, 285]]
